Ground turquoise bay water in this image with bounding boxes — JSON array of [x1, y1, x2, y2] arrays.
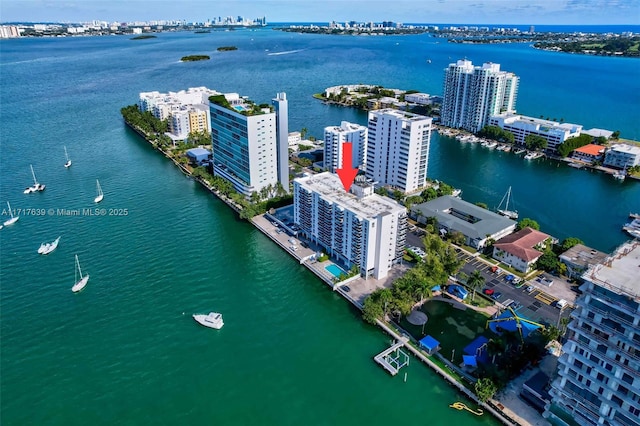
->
[[0, 28, 638, 425]]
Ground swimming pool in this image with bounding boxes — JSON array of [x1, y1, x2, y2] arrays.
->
[[325, 264, 345, 278], [233, 105, 246, 112]]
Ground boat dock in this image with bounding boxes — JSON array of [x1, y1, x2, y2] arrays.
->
[[373, 337, 410, 376]]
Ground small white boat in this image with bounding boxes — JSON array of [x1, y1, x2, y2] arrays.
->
[[38, 242, 50, 254], [71, 254, 89, 293], [524, 151, 536, 160], [627, 228, 640, 239], [3, 201, 19, 226], [613, 169, 626, 181], [64, 146, 72, 168], [513, 148, 526, 155], [94, 179, 104, 203], [41, 236, 61, 255], [193, 312, 224, 329]]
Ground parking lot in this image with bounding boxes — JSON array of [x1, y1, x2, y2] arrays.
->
[[456, 249, 574, 326]]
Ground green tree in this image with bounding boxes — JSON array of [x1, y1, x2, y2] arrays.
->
[[475, 378, 498, 402], [516, 218, 540, 231], [559, 237, 583, 253], [362, 296, 384, 324], [611, 130, 620, 139], [525, 134, 548, 151], [537, 250, 560, 272], [466, 270, 485, 301]]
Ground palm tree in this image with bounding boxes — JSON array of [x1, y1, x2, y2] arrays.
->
[[378, 288, 394, 318], [467, 270, 485, 301], [414, 281, 432, 306], [300, 127, 308, 140]]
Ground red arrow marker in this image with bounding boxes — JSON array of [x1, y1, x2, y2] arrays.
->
[[336, 142, 359, 192]]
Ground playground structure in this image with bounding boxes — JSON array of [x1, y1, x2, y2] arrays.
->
[[486, 307, 545, 343]]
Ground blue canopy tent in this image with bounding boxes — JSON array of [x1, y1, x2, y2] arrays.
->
[[419, 335, 440, 355], [488, 310, 542, 340], [463, 355, 478, 368]]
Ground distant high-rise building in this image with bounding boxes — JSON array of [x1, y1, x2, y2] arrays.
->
[[545, 240, 640, 426], [272, 92, 290, 193], [365, 109, 432, 193], [209, 93, 280, 197], [441, 59, 519, 133], [323, 121, 368, 173], [293, 172, 407, 280]]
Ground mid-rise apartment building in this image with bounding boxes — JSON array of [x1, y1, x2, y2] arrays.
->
[[210, 92, 288, 197], [441, 60, 519, 133], [139, 87, 218, 141], [323, 121, 368, 173], [489, 113, 582, 153], [293, 172, 407, 280], [365, 109, 432, 193], [546, 240, 640, 426], [603, 144, 640, 170]]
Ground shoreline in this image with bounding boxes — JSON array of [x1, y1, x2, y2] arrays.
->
[[124, 117, 527, 426]]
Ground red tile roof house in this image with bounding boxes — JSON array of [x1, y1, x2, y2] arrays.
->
[[571, 144, 605, 164], [492, 227, 551, 273]]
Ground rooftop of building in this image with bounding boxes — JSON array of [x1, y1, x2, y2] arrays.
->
[[209, 93, 274, 116], [608, 143, 640, 155], [411, 195, 516, 239], [573, 144, 605, 156], [491, 113, 582, 132], [582, 128, 613, 138], [559, 244, 608, 268], [295, 172, 404, 219], [583, 240, 640, 299], [369, 108, 432, 123], [494, 227, 551, 262], [324, 121, 367, 133]]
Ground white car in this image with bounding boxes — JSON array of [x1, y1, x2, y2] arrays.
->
[[556, 299, 568, 309]]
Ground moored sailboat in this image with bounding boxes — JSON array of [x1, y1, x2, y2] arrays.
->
[[71, 254, 90, 292], [497, 186, 518, 220], [94, 179, 104, 203]]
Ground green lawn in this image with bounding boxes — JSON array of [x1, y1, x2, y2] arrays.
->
[[400, 300, 492, 364]]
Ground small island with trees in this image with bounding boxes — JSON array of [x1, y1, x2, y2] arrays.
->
[[217, 46, 238, 51], [180, 55, 210, 62], [131, 35, 157, 40]]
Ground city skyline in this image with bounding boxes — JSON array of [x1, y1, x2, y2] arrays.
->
[[1, 0, 639, 25]]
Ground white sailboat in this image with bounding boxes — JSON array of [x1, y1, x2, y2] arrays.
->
[[41, 236, 61, 255], [3, 201, 19, 226], [71, 254, 90, 293], [94, 179, 104, 203], [24, 164, 45, 194], [64, 146, 72, 168], [497, 186, 519, 220]]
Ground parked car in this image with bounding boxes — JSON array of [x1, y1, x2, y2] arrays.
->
[[483, 288, 495, 296], [491, 292, 502, 300], [343, 285, 351, 293], [556, 299, 568, 309], [526, 285, 534, 293], [490, 265, 499, 273], [505, 274, 515, 282]]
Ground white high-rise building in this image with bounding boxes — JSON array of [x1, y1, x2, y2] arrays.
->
[[323, 121, 368, 173], [210, 92, 288, 197], [293, 172, 407, 280], [365, 109, 432, 193], [272, 93, 290, 193], [442, 60, 519, 133], [546, 240, 640, 426]]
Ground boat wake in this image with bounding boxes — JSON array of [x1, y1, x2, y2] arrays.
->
[[267, 49, 305, 56]]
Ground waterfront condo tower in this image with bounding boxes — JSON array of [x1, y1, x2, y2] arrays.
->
[[441, 60, 519, 133], [272, 92, 290, 193], [293, 172, 407, 280], [545, 240, 640, 426], [323, 121, 368, 173], [209, 92, 284, 197], [365, 109, 432, 193]]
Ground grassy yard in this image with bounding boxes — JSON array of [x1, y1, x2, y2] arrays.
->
[[400, 300, 493, 364]]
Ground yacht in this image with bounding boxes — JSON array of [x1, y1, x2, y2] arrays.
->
[[193, 312, 224, 329]]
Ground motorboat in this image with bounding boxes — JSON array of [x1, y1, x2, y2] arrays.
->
[[193, 312, 224, 329]]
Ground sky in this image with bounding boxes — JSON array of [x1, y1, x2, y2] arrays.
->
[[1, 0, 639, 25]]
